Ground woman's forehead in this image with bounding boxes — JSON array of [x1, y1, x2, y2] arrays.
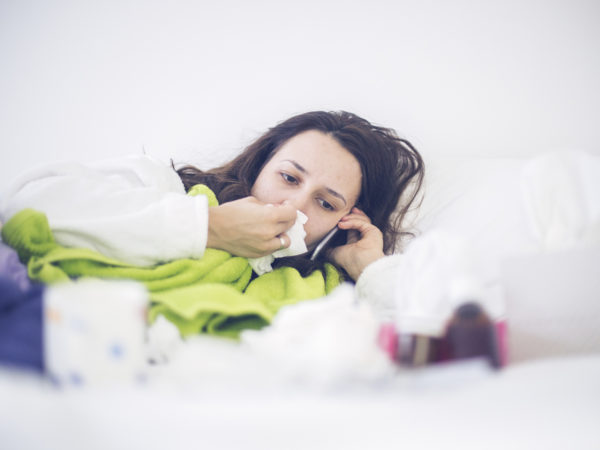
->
[[274, 131, 362, 199], [276, 131, 354, 164]]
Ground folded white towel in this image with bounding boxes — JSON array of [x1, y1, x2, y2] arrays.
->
[[248, 210, 308, 275]]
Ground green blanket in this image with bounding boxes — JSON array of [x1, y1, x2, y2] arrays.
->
[[1, 186, 341, 339]]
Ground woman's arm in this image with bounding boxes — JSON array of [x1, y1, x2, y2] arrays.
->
[[0, 155, 299, 265], [0, 155, 209, 266], [329, 207, 400, 319]]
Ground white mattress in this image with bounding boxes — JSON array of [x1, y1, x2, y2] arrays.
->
[[1, 354, 599, 450]]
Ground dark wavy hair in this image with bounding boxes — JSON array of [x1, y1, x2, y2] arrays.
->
[[176, 111, 424, 277]]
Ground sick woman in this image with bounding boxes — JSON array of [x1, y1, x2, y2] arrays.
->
[[0, 111, 424, 336]]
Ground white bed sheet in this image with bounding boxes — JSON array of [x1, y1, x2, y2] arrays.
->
[[1, 354, 599, 450]]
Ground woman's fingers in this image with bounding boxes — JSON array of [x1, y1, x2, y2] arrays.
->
[[265, 202, 298, 235], [272, 233, 290, 252], [207, 196, 298, 257], [341, 206, 370, 220], [337, 216, 377, 236], [328, 208, 385, 281]]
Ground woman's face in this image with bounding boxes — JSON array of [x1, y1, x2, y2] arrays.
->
[[251, 130, 362, 249]]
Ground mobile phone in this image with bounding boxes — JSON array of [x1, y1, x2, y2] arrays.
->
[[310, 227, 340, 261]]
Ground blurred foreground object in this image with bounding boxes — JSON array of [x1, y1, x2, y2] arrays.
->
[[44, 279, 148, 387]]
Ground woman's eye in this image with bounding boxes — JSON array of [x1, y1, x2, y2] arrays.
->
[[318, 199, 335, 211], [281, 173, 298, 184]]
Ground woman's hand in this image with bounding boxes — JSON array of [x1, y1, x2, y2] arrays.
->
[[206, 197, 297, 257], [329, 207, 385, 281]]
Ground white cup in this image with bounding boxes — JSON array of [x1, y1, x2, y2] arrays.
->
[[44, 279, 148, 387]]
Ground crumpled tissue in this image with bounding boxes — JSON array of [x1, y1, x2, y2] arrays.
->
[[240, 283, 394, 386], [146, 315, 184, 364], [248, 210, 308, 275]]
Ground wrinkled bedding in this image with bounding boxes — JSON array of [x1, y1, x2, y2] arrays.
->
[[1, 354, 599, 450], [1, 150, 599, 449]]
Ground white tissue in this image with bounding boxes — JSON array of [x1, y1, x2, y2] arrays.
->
[[240, 283, 393, 385], [146, 315, 183, 364], [248, 210, 308, 275]]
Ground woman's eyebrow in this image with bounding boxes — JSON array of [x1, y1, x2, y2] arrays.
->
[[325, 187, 347, 206], [283, 159, 347, 206], [285, 159, 309, 174]]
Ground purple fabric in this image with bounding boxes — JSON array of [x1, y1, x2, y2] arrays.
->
[[0, 242, 43, 373], [0, 241, 31, 291]]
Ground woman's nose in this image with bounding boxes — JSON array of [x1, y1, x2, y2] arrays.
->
[[286, 192, 310, 215]]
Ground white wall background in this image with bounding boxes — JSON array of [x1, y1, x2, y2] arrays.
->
[[1, 0, 599, 192]]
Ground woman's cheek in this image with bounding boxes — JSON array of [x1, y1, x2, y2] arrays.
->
[[301, 216, 317, 248], [303, 215, 332, 249], [304, 225, 316, 248]]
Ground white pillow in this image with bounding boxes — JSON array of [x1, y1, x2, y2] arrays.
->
[[412, 155, 536, 262], [412, 151, 600, 261]]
